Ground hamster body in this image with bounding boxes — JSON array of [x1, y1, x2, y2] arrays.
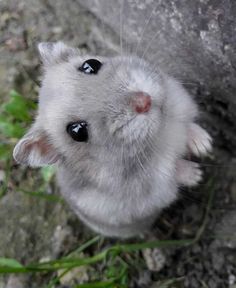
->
[[13, 42, 212, 238]]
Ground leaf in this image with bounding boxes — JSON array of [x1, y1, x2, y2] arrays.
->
[[2, 90, 36, 122], [9, 90, 37, 109], [0, 258, 23, 268], [40, 166, 56, 183], [0, 120, 25, 138], [0, 143, 11, 160], [19, 189, 63, 203]]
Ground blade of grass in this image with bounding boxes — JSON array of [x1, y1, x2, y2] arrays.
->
[[68, 235, 101, 257], [0, 239, 194, 274], [193, 178, 215, 242], [45, 236, 102, 288], [74, 280, 115, 288], [0, 250, 108, 274], [157, 277, 185, 288], [112, 238, 194, 253], [200, 280, 209, 288], [18, 189, 64, 203], [45, 267, 71, 288]]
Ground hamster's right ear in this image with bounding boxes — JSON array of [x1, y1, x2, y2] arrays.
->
[[13, 126, 59, 167], [38, 41, 77, 66]]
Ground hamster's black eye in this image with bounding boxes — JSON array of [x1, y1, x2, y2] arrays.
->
[[78, 59, 102, 74], [66, 121, 88, 142]]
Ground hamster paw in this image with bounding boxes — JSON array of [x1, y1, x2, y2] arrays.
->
[[176, 159, 202, 187], [187, 123, 212, 157]]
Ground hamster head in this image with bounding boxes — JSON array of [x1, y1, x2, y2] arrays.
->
[[13, 42, 169, 169]]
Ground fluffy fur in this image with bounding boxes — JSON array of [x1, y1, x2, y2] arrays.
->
[[13, 42, 212, 238]]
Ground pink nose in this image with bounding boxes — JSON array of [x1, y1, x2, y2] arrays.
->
[[131, 92, 151, 113]]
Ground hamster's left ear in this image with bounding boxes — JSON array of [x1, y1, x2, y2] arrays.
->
[[13, 125, 59, 167], [38, 41, 77, 66]]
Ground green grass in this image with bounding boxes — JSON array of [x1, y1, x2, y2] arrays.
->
[[0, 90, 59, 200], [0, 90, 216, 287], [0, 90, 36, 197]]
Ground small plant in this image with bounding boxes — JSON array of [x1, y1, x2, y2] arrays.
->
[[0, 90, 58, 199], [0, 90, 37, 197], [0, 89, 36, 161]]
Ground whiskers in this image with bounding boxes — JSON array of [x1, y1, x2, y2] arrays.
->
[[135, 1, 160, 56], [119, 0, 125, 55]]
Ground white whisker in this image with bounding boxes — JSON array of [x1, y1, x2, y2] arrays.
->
[[119, 0, 125, 56], [135, 1, 160, 56]]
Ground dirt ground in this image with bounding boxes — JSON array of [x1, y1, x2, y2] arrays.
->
[[0, 1, 236, 287]]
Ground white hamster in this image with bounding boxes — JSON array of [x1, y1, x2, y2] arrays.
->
[[13, 42, 212, 238]]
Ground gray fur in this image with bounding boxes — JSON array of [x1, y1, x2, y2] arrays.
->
[[13, 42, 212, 238]]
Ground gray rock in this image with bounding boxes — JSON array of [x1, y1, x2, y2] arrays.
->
[[142, 247, 166, 272], [52, 224, 76, 258], [211, 251, 225, 272], [0, 190, 76, 263], [5, 275, 26, 288], [214, 211, 236, 249], [135, 270, 152, 288], [57, 262, 89, 286]]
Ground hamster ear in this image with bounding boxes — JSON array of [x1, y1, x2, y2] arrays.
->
[[37, 41, 76, 65], [13, 127, 59, 167]]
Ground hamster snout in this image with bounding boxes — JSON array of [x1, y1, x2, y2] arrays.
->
[[131, 91, 152, 114]]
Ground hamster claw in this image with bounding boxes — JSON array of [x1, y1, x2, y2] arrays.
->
[[187, 123, 213, 157], [176, 159, 202, 187]]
